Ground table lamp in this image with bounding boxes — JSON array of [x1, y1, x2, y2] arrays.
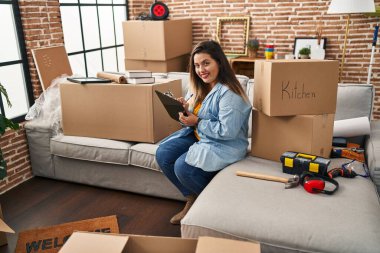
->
[[327, 0, 376, 82]]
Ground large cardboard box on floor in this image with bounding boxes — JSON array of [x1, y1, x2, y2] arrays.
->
[[60, 79, 182, 143], [125, 54, 190, 73], [0, 219, 14, 246], [250, 109, 335, 162], [123, 19, 192, 61], [253, 59, 339, 116], [58, 231, 261, 253], [0, 205, 15, 246]]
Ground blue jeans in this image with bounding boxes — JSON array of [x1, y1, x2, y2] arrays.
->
[[156, 132, 218, 197]]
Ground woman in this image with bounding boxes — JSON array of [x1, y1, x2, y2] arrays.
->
[[156, 40, 252, 224]]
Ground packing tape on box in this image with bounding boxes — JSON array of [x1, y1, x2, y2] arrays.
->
[[333, 116, 370, 137]]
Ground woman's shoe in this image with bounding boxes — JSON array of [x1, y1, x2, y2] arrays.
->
[[170, 195, 196, 225]]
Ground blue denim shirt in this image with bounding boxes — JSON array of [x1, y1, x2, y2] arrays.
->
[[161, 82, 252, 172]]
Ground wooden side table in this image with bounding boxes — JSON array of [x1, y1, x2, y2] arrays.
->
[[229, 56, 263, 79]]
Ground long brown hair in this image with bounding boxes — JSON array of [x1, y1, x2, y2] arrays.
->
[[189, 40, 248, 103]]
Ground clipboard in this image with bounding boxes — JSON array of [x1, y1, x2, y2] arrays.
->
[[67, 77, 112, 84], [155, 90, 187, 122]]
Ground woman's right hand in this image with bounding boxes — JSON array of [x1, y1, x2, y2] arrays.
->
[[176, 97, 186, 104], [176, 97, 189, 111]]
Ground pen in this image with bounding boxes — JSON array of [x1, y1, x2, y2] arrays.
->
[[186, 94, 194, 102]]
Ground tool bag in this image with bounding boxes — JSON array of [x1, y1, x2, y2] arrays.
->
[[280, 151, 330, 176]]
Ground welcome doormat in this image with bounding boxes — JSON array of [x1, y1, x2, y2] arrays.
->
[[15, 215, 119, 253]]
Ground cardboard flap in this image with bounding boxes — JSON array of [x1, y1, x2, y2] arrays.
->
[[195, 237, 260, 253], [32, 46, 73, 90], [125, 235, 197, 253], [0, 219, 14, 233], [58, 231, 129, 253]]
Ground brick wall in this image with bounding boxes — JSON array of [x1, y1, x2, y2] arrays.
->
[[1, 0, 379, 193], [20, 0, 64, 99], [0, 0, 64, 193], [0, 124, 32, 193], [131, 0, 380, 118]]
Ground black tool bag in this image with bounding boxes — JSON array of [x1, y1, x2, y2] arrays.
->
[[280, 151, 330, 176]]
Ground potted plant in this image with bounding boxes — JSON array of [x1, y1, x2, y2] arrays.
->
[[298, 47, 311, 59], [246, 38, 259, 58], [0, 82, 20, 180]]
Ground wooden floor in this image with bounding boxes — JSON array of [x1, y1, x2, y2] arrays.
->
[[0, 177, 183, 253]]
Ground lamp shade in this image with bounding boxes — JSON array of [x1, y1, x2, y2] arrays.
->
[[327, 0, 376, 14]]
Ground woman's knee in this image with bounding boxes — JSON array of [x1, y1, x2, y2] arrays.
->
[[156, 145, 173, 172], [156, 144, 183, 172], [155, 146, 165, 165], [173, 158, 193, 182]]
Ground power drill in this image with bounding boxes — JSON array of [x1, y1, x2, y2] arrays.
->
[[328, 167, 357, 179]]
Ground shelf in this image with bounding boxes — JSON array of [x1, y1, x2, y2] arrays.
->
[[229, 56, 263, 79]]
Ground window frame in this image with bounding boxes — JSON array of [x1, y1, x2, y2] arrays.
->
[[0, 0, 34, 123], [59, 0, 129, 76]]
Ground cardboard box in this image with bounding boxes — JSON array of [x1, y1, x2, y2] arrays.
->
[[123, 19, 192, 61], [58, 231, 261, 253], [60, 79, 182, 143], [253, 60, 339, 116], [0, 205, 15, 246], [250, 109, 335, 162], [125, 54, 190, 73], [32, 46, 73, 91]]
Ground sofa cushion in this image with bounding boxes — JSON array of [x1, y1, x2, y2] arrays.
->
[[246, 80, 254, 138], [335, 83, 373, 120], [182, 156, 380, 253], [152, 73, 168, 79], [51, 135, 133, 165], [167, 72, 191, 97], [236, 74, 250, 92], [246, 79, 254, 104], [129, 143, 161, 172]]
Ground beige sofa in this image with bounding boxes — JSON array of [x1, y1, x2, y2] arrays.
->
[[25, 72, 380, 253]]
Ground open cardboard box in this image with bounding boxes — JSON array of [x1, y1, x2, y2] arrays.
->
[[58, 231, 260, 253], [0, 219, 14, 246], [0, 205, 15, 246]]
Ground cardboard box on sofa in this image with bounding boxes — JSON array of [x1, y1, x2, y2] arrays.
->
[[59, 231, 260, 253], [123, 19, 192, 61], [253, 59, 339, 116], [125, 54, 190, 73], [60, 79, 182, 143], [250, 109, 335, 162]]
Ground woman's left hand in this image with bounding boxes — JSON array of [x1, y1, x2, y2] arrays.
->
[[179, 111, 198, 127]]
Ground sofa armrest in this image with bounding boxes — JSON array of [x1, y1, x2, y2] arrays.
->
[[24, 120, 55, 135], [365, 120, 380, 193], [25, 120, 56, 177]]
